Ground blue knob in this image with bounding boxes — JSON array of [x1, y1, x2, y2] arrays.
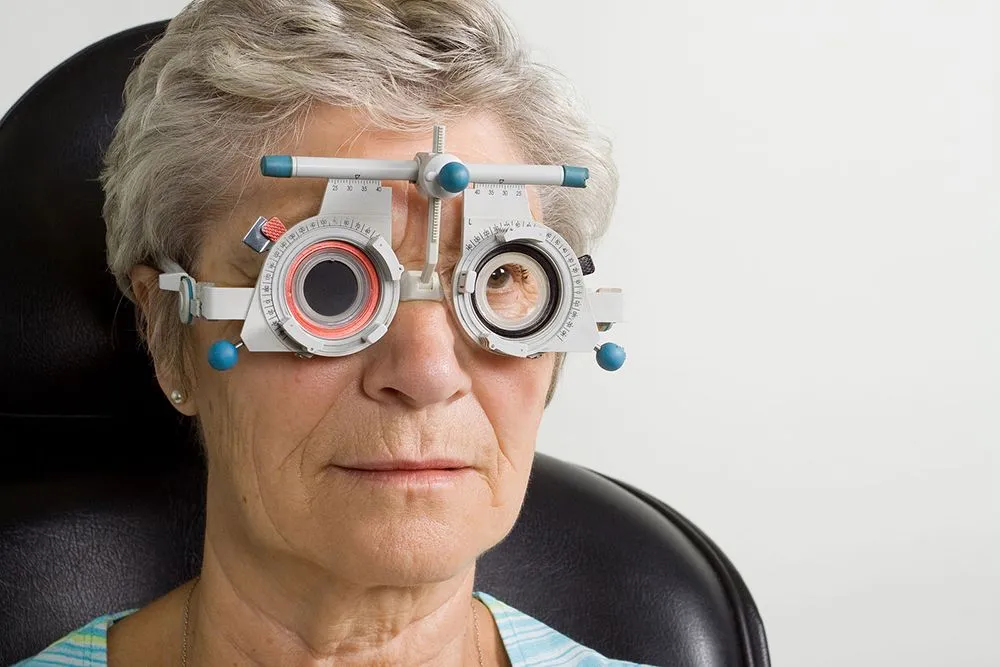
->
[[562, 166, 590, 188], [438, 161, 470, 193], [260, 155, 293, 178], [208, 340, 239, 371], [596, 342, 626, 371]]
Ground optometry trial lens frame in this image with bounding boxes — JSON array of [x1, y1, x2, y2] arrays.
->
[[159, 126, 625, 372]]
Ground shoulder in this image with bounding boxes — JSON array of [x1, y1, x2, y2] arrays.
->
[[474, 591, 656, 667], [12, 610, 136, 666]]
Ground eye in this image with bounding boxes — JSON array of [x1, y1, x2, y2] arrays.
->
[[472, 248, 556, 338], [487, 265, 518, 291]]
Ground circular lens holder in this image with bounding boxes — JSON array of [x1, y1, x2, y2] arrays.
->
[[258, 215, 402, 356], [452, 221, 587, 357]]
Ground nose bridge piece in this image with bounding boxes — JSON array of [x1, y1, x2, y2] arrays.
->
[[400, 269, 444, 302]]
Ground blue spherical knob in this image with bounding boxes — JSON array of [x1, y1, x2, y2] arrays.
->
[[208, 340, 239, 371], [438, 161, 470, 193], [596, 342, 626, 371]]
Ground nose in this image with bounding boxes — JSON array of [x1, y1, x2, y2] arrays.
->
[[361, 300, 472, 409]]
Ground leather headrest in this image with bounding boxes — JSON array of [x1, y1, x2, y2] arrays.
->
[[0, 22, 197, 475]]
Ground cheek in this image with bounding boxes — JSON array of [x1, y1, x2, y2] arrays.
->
[[474, 354, 555, 451], [191, 324, 361, 471], [468, 355, 552, 524]]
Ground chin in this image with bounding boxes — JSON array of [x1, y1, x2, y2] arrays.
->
[[352, 542, 475, 587], [327, 519, 482, 586], [363, 558, 472, 587]]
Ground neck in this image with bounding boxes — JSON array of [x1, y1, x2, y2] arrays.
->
[[185, 531, 486, 666]]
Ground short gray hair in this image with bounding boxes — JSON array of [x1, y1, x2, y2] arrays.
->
[[102, 0, 618, 401]]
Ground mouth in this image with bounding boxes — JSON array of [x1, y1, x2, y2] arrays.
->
[[330, 460, 474, 489], [338, 459, 470, 472]]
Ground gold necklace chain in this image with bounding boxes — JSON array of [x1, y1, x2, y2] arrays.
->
[[472, 596, 485, 667], [180, 577, 197, 667], [181, 578, 484, 666]]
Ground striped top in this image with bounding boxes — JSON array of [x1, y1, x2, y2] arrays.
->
[[13, 591, 656, 666]]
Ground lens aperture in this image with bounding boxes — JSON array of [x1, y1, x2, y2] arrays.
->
[[473, 246, 557, 338], [286, 241, 380, 339], [303, 259, 358, 317]]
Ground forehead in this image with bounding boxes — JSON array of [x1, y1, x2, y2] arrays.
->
[[206, 106, 530, 273], [303, 106, 523, 163]]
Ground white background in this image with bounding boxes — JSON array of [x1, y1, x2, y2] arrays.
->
[[2, 1, 996, 665]]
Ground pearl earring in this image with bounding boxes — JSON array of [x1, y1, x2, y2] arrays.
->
[[170, 390, 184, 404]]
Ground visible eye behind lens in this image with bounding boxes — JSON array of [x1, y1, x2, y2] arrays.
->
[[486, 264, 536, 316], [487, 265, 514, 290], [474, 248, 555, 337], [486, 264, 532, 294]]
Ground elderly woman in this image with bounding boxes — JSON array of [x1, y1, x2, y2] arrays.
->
[[17, 0, 640, 665]]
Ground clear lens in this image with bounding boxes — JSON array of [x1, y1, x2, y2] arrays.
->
[[473, 247, 557, 337]]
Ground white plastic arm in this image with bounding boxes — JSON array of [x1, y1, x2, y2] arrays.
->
[[589, 288, 624, 324], [158, 266, 254, 321], [198, 286, 254, 320]]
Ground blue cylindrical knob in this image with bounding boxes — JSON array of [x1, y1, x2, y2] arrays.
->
[[260, 155, 293, 177], [596, 342, 626, 371], [438, 161, 470, 193], [208, 340, 239, 371], [562, 166, 590, 188]]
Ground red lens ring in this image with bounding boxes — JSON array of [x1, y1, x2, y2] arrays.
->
[[284, 241, 381, 339]]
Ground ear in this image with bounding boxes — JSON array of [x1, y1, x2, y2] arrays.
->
[[129, 265, 199, 417]]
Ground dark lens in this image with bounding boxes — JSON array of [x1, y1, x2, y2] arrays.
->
[[302, 260, 358, 317]]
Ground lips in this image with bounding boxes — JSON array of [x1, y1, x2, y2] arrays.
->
[[339, 459, 470, 471]]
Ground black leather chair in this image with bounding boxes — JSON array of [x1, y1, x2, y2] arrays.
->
[[0, 22, 770, 667]]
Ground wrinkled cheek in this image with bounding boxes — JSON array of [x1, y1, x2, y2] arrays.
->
[[490, 407, 545, 512], [197, 370, 257, 479]]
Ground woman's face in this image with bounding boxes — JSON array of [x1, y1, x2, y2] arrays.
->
[[180, 107, 555, 585]]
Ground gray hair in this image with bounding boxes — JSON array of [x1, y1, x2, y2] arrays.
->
[[102, 0, 618, 402]]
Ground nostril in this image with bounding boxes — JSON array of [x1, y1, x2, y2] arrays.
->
[[380, 387, 407, 403], [380, 386, 437, 409]]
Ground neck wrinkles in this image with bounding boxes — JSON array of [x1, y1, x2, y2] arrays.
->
[[187, 530, 484, 666]]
